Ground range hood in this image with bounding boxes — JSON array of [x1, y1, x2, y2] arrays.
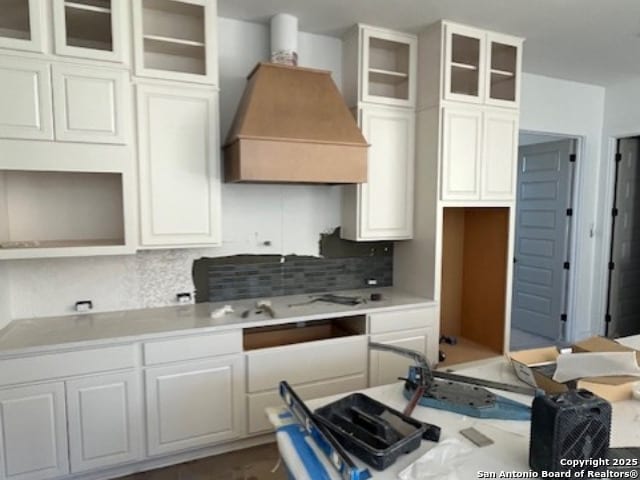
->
[[223, 15, 368, 184]]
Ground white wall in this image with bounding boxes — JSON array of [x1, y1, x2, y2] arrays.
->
[[3, 18, 345, 320], [595, 77, 640, 337], [519, 73, 606, 341]]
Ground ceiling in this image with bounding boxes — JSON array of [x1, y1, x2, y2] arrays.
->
[[218, 0, 640, 86]]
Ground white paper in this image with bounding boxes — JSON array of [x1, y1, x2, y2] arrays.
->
[[552, 351, 640, 383], [397, 438, 473, 480]]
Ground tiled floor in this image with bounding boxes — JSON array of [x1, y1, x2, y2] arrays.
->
[[117, 443, 286, 480], [510, 327, 556, 351]]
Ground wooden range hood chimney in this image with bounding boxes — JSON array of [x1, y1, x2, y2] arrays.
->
[[223, 15, 368, 184]]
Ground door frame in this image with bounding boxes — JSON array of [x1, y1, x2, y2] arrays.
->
[[514, 130, 582, 342], [598, 132, 640, 337]]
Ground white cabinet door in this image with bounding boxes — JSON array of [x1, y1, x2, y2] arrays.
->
[[52, 0, 126, 63], [145, 356, 244, 456], [441, 106, 482, 201], [136, 84, 221, 247], [0, 0, 45, 53], [132, 0, 218, 85], [0, 383, 69, 480], [369, 328, 437, 387], [66, 372, 141, 473], [52, 64, 129, 144], [343, 105, 414, 241], [481, 110, 518, 200], [0, 56, 53, 140], [484, 32, 522, 108], [443, 23, 485, 104]]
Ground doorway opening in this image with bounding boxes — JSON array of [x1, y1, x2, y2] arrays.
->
[[510, 132, 578, 351], [605, 136, 640, 338]]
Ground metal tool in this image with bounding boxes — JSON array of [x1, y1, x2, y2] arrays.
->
[[369, 342, 536, 421], [288, 294, 366, 308], [279, 381, 372, 480]]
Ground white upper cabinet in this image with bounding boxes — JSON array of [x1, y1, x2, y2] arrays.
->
[[361, 26, 417, 108], [136, 83, 221, 247], [342, 105, 415, 240], [52, 64, 129, 144], [52, 0, 126, 62], [442, 22, 522, 108], [0, 383, 69, 480], [441, 105, 518, 202], [0, 56, 53, 140], [481, 110, 518, 199], [485, 32, 522, 107], [441, 105, 482, 201], [0, 0, 45, 53], [443, 23, 485, 104], [132, 0, 218, 85]]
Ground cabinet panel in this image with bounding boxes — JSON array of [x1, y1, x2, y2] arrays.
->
[[0, 0, 45, 53], [52, 0, 126, 62], [369, 307, 437, 334], [482, 111, 518, 200], [441, 106, 482, 200], [247, 375, 367, 435], [136, 84, 221, 247], [0, 383, 69, 480], [66, 372, 141, 473], [52, 64, 129, 144], [145, 356, 244, 456], [443, 24, 485, 104], [369, 328, 437, 386], [358, 105, 414, 240], [0, 57, 53, 140]]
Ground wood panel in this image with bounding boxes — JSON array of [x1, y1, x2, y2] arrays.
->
[[461, 207, 509, 353], [440, 208, 465, 336]]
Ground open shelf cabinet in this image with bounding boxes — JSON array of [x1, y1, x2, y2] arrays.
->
[[439, 207, 511, 364], [133, 0, 217, 84], [0, 170, 133, 259]]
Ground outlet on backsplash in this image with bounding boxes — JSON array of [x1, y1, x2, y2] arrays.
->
[[75, 301, 93, 313], [176, 293, 193, 305]]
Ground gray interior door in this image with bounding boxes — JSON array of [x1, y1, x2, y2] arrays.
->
[[608, 137, 640, 337], [512, 139, 573, 339]]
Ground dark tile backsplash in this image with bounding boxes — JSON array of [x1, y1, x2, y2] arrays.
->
[[194, 255, 393, 303]]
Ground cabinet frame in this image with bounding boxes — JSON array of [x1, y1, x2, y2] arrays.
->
[[52, 0, 126, 63], [443, 23, 486, 104], [0, 0, 45, 53], [484, 32, 523, 108]]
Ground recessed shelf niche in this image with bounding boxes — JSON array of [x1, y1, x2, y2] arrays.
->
[[0, 170, 125, 251]]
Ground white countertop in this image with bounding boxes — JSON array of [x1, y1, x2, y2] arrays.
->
[[0, 288, 435, 357], [297, 357, 640, 479]]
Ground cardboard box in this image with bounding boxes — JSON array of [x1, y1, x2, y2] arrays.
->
[[509, 336, 640, 402]]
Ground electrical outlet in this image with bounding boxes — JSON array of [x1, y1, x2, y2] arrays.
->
[[367, 279, 378, 286], [75, 300, 93, 313], [176, 292, 192, 304]]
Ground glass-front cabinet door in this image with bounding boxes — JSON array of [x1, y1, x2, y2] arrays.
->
[[52, 0, 125, 62], [485, 33, 521, 107], [444, 24, 485, 103], [0, 0, 45, 53]]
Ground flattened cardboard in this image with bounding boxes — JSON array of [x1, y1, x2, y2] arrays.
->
[[509, 336, 640, 402]]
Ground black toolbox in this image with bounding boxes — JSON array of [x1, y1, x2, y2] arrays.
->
[[314, 393, 426, 471]]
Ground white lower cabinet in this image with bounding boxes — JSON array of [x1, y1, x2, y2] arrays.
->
[[136, 83, 222, 248], [0, 383, 69, 480], [66, 372, 142, 473], [369, 328, 436, 387], [145, 356, 244, 456]]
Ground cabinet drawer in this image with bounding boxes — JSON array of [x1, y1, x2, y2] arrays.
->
[[246, 336, 367, 393], [0, 345, 136, 387], [369, 307, 437, 334], [143, 331, 242, 366], [247, 374, 367, 434]]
